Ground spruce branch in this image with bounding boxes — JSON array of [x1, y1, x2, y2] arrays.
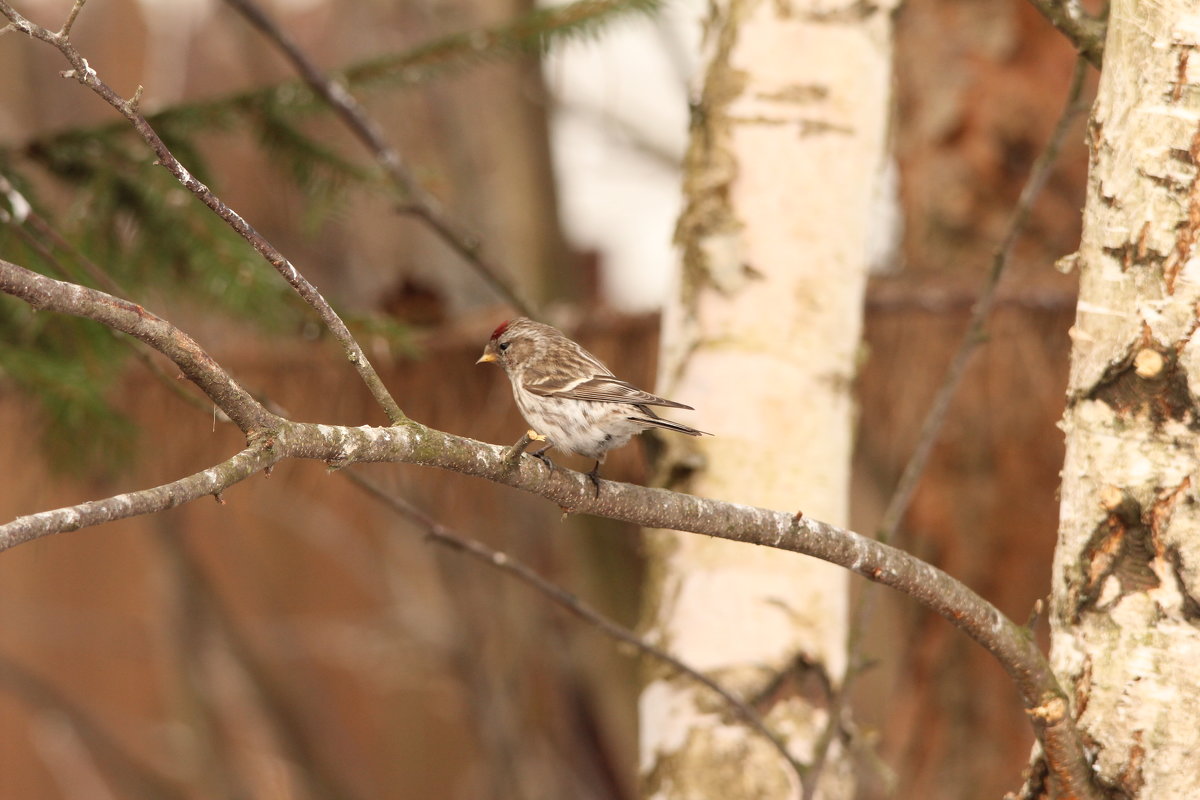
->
[[0, 258, 278, 432], [0, 173, 219, 411], [0, 0, 406, 425], [340, 0, 663, 89], [11, 0, 663, 168], [0, 191, 217, 423]]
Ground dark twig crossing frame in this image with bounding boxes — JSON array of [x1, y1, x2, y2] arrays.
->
[[219, 0, 537, 318], [344, 471, 810, 789], [803, 54, 1094, 799]]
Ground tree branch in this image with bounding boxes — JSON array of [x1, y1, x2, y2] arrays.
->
[[0, 0, 406, 425], [1025, 0, 1106, 67], [0, 410, 1100, 796], [0, 258, 279, 432], [0, 441, 280, 551], [220, 0, 536, 318], [875, 55, 1090, 545]]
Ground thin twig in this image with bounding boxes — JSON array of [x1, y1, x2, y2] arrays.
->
[[160, 534, 366, 800], [0, 0, 407, 425], [344, 470, 808, 789], [502, 429, 547, 466], [876, 55, 1090, 546], [220, 0, 535, 317], [0, 652, 189, 800], [60, 0, 86, 37], [803, 56, 1093, 799]]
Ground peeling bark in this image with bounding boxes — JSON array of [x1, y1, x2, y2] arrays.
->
[[641, 0, 898, 796], [1052, 1, 1200, 797]]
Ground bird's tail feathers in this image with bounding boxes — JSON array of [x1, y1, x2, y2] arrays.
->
[[630, 416, 709, 437]]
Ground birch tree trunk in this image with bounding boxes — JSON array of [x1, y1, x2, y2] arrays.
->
[[639, 1, 896, 797], [1052, 1, 1200, 796]]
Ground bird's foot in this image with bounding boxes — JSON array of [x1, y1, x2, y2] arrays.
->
[[530, 443, 555, 470]]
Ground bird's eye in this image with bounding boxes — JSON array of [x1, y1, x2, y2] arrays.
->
[[498, 342, 510, 352]]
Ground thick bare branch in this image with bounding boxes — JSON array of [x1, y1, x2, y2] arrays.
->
[[0, 0, 406, 425], [0, 258, 278, 431], [220, 0, 536, 317]]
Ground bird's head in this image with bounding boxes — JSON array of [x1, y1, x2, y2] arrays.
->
[[477, 317, 538, 372]]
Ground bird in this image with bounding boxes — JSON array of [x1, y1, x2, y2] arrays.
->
[[477, 317, 708, 494]]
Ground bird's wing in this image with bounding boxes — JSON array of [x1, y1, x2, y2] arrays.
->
[[523, 372, 694, 409]]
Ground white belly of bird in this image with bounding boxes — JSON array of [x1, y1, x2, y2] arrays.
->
[[513, 392, 643, 460]]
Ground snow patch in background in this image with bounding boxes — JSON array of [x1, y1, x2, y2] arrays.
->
[[542, 3, 703, 311]]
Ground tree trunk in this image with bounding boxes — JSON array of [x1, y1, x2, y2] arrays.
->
[[639, 0, 897, 797], [1052, 1, 1200, 797]]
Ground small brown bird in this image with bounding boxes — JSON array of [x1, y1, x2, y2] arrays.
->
[[477, 317, 708, 492]]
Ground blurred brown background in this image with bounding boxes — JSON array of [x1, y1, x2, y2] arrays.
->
[[0, 0, 1087, 797]]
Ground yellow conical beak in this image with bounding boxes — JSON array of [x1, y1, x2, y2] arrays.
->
[[476, 352, 497, 364]]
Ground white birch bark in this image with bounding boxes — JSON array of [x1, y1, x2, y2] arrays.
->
[[639, 0, 897, 797], [1052, 1, 1200, 796]]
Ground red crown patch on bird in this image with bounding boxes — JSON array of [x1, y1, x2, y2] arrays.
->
[[490, 320, 511, 340]]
